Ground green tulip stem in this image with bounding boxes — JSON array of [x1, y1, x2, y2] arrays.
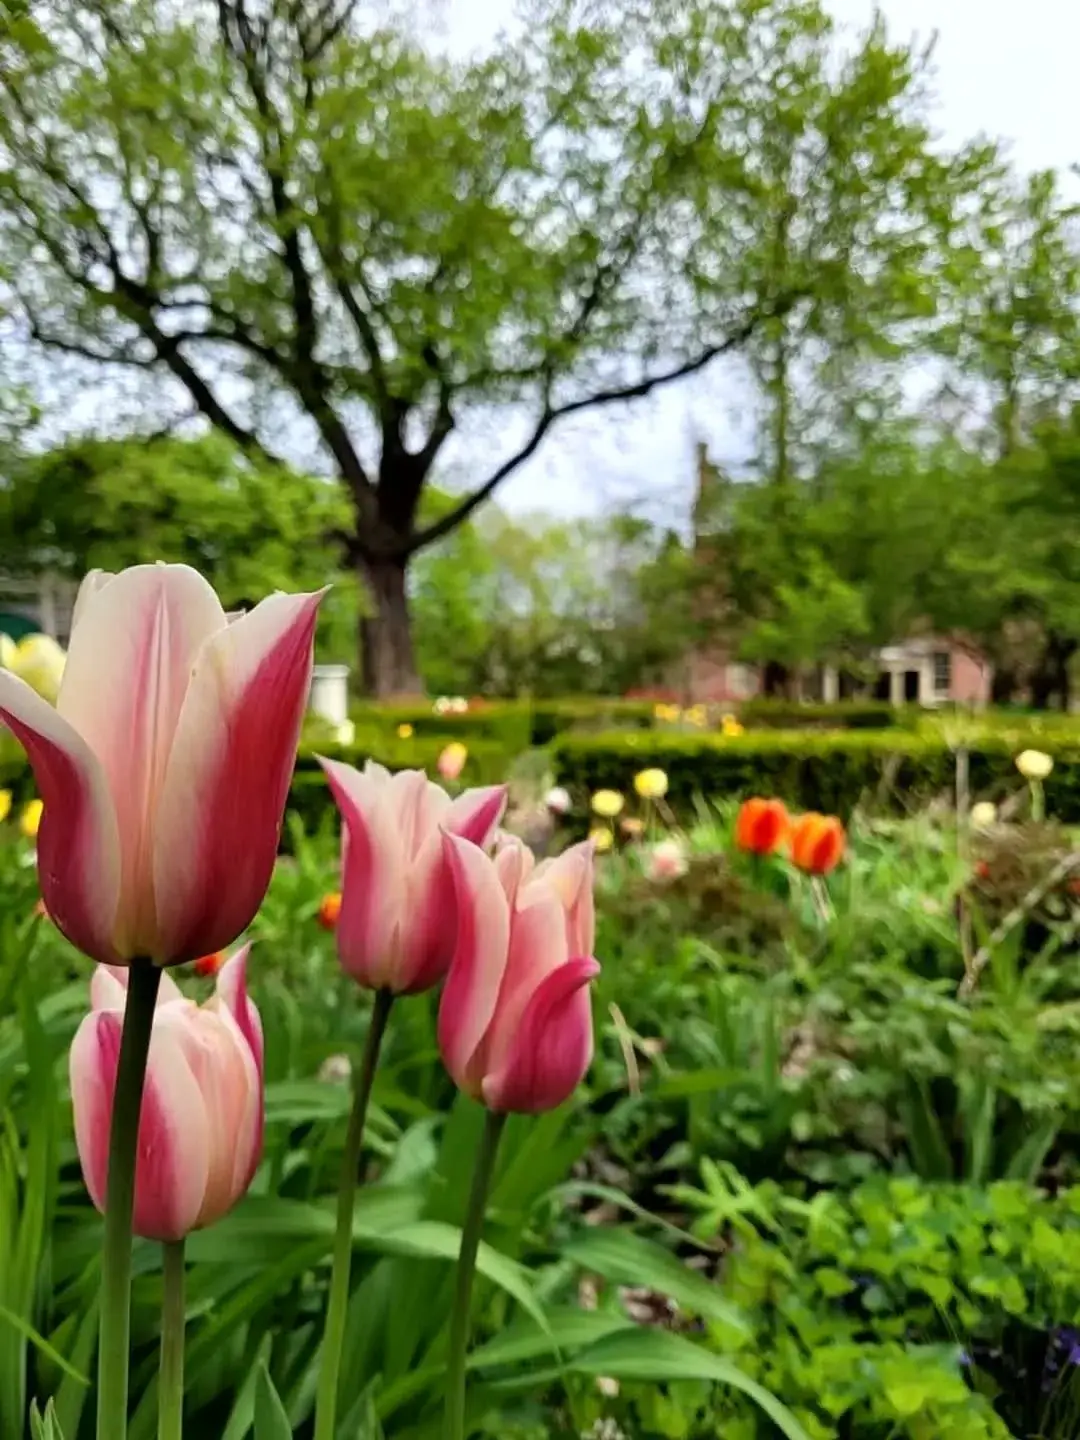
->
[[313, 987, 395, 1440], [98, 960, 162, 1440], [444, 1109, 507, 1440], [158, 1240, 186, 1440]]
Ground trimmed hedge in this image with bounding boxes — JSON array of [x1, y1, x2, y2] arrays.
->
[[738, 699, 908, 730], [551, 728, 1080, 821], [349, 697, 657, 749]]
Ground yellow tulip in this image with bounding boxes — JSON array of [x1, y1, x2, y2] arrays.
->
[[20, 799, 43, 840], [1016, 749, 1053, 781], [0, 634, 16, 671], [633, 767, 669, 800], [685, 704, 707, 727], [397, 723, 414, 738], [721, 713, 745, 737], [0, 790, 10, 824], [970, 801, 997, 830], [588, 826, 614, 853], [10, 634, 66, 704], [591, 789, 625, 818]]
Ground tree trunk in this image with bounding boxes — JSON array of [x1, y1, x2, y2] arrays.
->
[[358, 554, 421, 698]]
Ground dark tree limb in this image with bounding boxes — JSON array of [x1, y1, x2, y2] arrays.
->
[[407, 312, 770, 555]]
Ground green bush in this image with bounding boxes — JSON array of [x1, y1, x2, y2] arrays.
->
[[553, 728, 1080, 819], [739, 699, 908, 730]]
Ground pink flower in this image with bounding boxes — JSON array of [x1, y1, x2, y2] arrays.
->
[[320, 759, 507, 993], [647, 839, 688, 881], [0, 565, 322, 966], [69, 948, 263, 1241], [439, 835, 600, 1113]]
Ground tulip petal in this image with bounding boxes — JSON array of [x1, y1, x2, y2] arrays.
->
[[445, 785, 508, 849], [213, 945, 263, 1074], [533, 840, 595, 958], [57, 565, 227, 957], [481, 881, 569, 1082], [438, 834, 511, 1093], [0, 672, 121, 964], [482, 957, 600, 1114], [70, 1008, 211, 1242], [319, 756, 409, 987], [151, 590, 323, 963], [390, 769, 446, 860], [90, 964, 183, 1012]]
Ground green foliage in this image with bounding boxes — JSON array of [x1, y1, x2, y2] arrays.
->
[[738, 700, 901, 730], [0, 435, 357, 662]]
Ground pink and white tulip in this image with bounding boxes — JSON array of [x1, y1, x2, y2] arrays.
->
[[0, 565, 322, 966], [439, 835, 599, 1113], [321, 759, 507, 993], [69, 948, 264, 1241]]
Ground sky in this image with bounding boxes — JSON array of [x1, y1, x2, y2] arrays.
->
[[434, 0, 1080, 522]]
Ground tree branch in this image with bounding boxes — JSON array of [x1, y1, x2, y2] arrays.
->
[[406, 312, 770, 556]]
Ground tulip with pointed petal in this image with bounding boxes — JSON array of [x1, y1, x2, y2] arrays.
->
[[0, 565, 323, 968], [321, 759, 507, 994], [439, 834, 599, 1114], [70, 948, 264, 1242]]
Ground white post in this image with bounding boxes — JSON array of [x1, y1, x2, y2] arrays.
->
[[889, 668, 904, 707], [822, 664, 839, 704], [309, 665, 350, 726]]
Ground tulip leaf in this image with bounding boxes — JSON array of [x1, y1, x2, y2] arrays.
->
[[568, 1329, 811, 1440], [253, 1364, 292, 1440], [29, 1399, 66, 1439], [561, 1227, 749, 1335]]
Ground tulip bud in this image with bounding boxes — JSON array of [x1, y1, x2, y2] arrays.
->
[[0, 565, 323, 967], [648, 838, 688, 881], [321, 759, 506, 993], [439, 835, 599, 1113], [438, 741, 468, 781], [970, 801, 997, 830], [633, 768, 668, 800], [69, 949, 263, 1241], [544, 785, 572, 816]]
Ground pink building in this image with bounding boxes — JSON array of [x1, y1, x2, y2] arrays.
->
[[681, 636, 992, 708]]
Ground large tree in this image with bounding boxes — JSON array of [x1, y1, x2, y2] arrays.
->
[[0, 0, 981, 692]]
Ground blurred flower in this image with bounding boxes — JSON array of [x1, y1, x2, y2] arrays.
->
[[975, 859, 991, 881], [433, 696, 451, 715], [970, 801, 997, 830], [8, 634, 66, 704], [439, 834, 598, 1112], [648, 838, 687, 881], [20, 799, 43, 840], [791, 813, 846, 875], [591, 789, 624, 818], [653, 702, 681, 723], [193, 950, 225, 978], [1016, 749, 1053, 781], [319, 1053, 352, 1085], [685, 704, 707, 727], [721, 713, 744, 737], [321, 759, 505, 993], [0, 789, 11, 824], [450, 696, 468, 714], [0, 634, 16, 671], [589, 826, 614, 853], [437, 740, 468, 781], [633, 767, 668, 800], [0, 565, 322, 967], [734, 797, 789, 857], [334, 719, 356, 746], [70, 948, 263, 1240], [318, 891, 342, 930], [397, 722, 414, 739], [619, 816, 645, 839], [544, 785, 572, 815]]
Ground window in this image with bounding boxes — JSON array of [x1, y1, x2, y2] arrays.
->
[[933, 651, 951, 694]]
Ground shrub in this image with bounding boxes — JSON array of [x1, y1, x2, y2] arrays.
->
[[738, 699, 906, 730], [553, 728, 1080, 820]]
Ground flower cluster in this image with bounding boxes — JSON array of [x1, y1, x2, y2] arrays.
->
[[735, 796, 846, 874]]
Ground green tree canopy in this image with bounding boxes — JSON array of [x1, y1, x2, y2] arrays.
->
[[0, 0, 988, 692]]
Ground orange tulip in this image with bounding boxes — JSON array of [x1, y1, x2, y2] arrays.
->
[[734, 798, 790, 856], [790, 813, 846, 875], [193, 950, 226, 978], [318, 891, 342, 930]]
